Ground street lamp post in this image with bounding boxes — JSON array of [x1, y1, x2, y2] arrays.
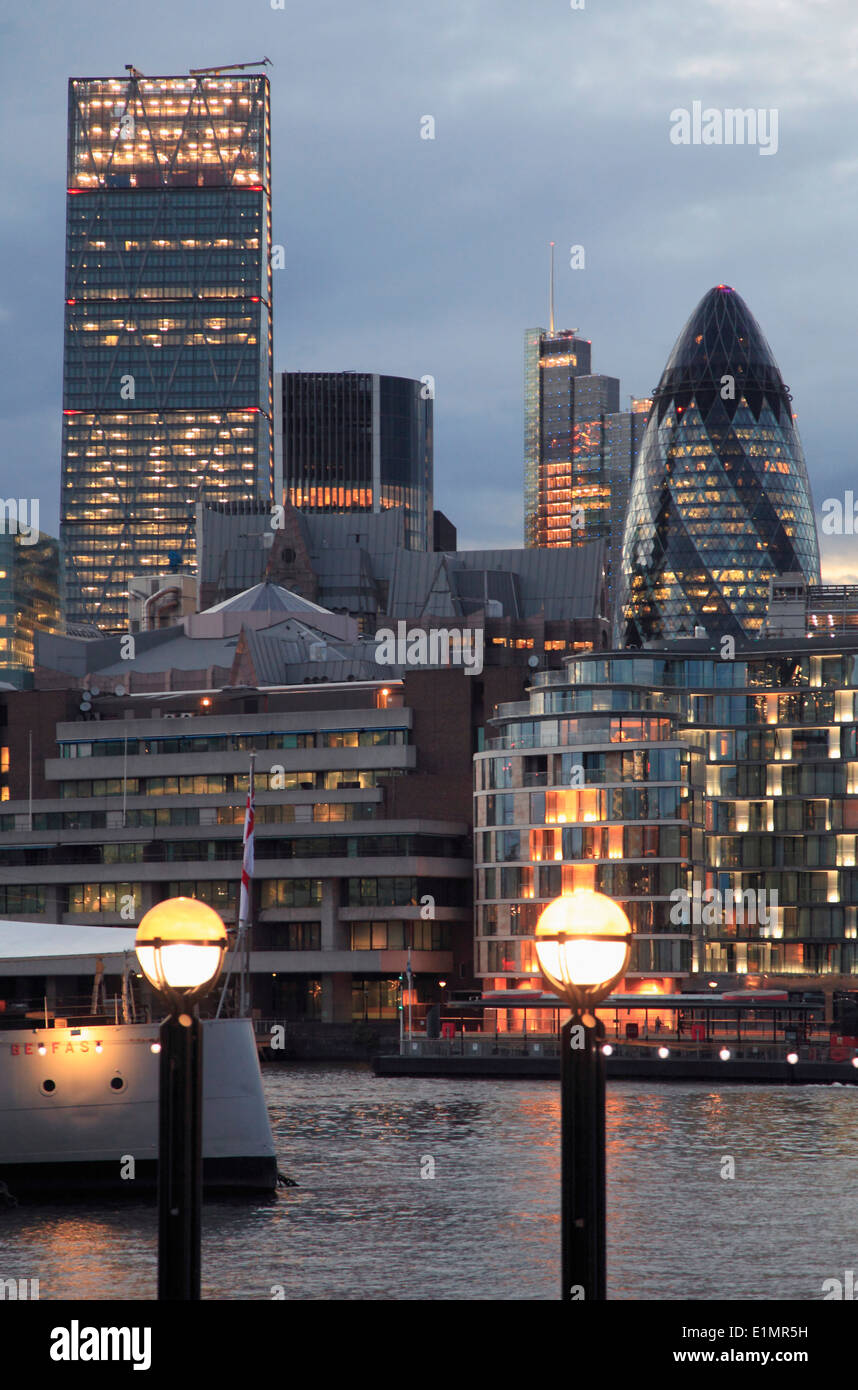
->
[[533, 889, 632, 1302], [135, 897, 228, 1301]]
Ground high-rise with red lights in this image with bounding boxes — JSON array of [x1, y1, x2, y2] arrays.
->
[[60, 72, 273, 632], [523, 325, 647, 619]]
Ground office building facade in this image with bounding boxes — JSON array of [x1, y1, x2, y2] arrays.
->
[[523, 327, 643, 618], [603, 398, 651, 623], [277, 372, 432, 551], [0, 529, 62, 690], [0, 683, 469, 1026], [617, 285, 820, 646], [61, 72, 273, 633]]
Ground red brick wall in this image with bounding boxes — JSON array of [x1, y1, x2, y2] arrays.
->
[[1, 689, 78, 800]]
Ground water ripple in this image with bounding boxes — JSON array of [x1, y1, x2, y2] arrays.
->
[[0, 1064, 854, 1300]]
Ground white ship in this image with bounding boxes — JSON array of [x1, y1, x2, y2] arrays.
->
[[0, 922, 277, 1196]]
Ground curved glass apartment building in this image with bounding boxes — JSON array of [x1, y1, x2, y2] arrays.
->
[[474, 658, 707, 998], [476, 639, 858, 999], [617, 286, 820, 645]]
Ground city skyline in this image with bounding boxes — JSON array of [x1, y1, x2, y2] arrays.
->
[[1, 1, 857, 573]]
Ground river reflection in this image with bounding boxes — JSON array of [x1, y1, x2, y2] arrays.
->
[[0, 1064, 855, 1300]]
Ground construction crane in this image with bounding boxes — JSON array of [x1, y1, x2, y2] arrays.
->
[[189, 59, 272, 75]]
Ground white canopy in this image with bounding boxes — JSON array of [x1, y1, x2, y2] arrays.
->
[[0, 921, 137, 975]]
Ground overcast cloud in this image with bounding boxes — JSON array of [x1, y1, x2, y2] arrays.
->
[[1, 0, 856, 569]]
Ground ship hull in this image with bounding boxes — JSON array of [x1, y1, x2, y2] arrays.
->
[[0, 1018, 277, 1197]]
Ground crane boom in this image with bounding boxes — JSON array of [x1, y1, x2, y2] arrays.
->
[[189, 58, 271, 75]]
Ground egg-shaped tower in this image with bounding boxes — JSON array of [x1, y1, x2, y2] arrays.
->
[[617, 285, 820, 645]]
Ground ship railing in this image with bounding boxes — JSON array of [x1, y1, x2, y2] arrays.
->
[[388, 1036, 839, 1062], [0, 994, 134, 1026]]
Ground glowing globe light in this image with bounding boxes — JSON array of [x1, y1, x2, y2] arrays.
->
[[533, 890, 632, 1014], [658, 1046, 670, 1059], [786, 1052, 798, 1065], [135, 897, 228, 1008], [719, 1048, 731, 1061]]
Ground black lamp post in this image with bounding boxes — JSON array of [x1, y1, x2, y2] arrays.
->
[[135, 897, 228, 1301], [533, 889, 632, 1302]]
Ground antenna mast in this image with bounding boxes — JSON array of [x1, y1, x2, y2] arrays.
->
[[549, 241, 555, 335]]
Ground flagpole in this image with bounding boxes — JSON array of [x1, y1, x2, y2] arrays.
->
[[215, 751, 255, 1019], [240, 752, 255, 1018]]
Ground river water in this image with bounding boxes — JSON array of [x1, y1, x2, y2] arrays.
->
[[1, 1065, 855, 1300]]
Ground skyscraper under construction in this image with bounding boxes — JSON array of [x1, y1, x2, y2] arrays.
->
[[60, 69, 273, 631]]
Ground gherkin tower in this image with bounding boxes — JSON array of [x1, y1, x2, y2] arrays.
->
[[617, 285, 820, 644]]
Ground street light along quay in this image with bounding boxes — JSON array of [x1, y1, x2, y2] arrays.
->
[[135, 897, 228, 1301], [533, 889, 632, 1302]]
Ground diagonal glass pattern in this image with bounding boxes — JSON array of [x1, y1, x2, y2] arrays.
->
[[617, 286, 820, 644]]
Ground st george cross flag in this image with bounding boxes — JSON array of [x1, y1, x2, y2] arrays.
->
[[239, 758, 255, 927]]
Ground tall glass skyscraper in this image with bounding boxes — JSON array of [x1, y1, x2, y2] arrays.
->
[[617, 285, 820, 646], [277, 372, 432, 551], [61, 72, 273, 632], [523, 327, 642, 617]]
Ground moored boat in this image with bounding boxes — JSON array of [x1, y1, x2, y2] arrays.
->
[[0, 922, 277, 1197]]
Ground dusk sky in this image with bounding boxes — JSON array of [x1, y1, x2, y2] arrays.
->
[[1, 0, 856, 571]]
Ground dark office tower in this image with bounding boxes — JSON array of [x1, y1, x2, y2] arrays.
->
[[277, 372, 432, 551], [617, 285, 820, 646], [61, 72, 273, 632]]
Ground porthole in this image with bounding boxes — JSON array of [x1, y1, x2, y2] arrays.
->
[[40, 1079, 56, 1095], [109, 1075, 126, 1092]]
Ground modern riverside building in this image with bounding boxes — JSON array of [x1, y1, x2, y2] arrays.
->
[[60, 71, 274, 633], [617, 285, 820, 646], [0, 529, 62, 689], [0, 682, 470, 1029], [476, 637, 858, 1008], [523, 327, 644, 617], [474, 655, 706, 1013], [277, 372, 432, 552]]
